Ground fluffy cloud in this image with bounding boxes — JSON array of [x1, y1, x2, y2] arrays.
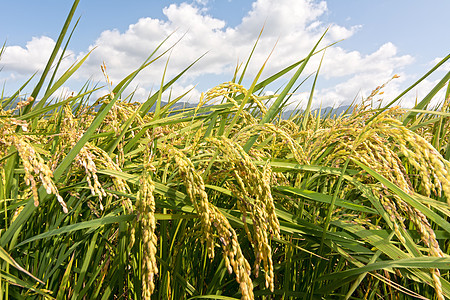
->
[[321, 43, 413, 79], [75, 0, 391, 104], [1, 36, 74, 75], [1, 0, 422, 108]]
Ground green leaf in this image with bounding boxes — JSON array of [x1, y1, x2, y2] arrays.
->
[[371, 53, 450, 122], [72, 232, 98, 299], [243, 28, 328, 152], [319, 257, 450, 281], [274, 186, 376, 214], [56, 254, 75, 300], [403, 70, 450, 125], [30, 49, 95, 114], [24, 0, 80, 114], [301, 49, 326, 130], [353, 159, 450, 234], [0, 270, 51, 298], [16, 215, 134, 247], [0, 245, 44, 284]]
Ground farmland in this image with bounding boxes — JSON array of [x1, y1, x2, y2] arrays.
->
[[1, 2, 450, 300]]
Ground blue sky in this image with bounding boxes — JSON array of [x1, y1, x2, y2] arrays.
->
[[1, 0, 449, 108]]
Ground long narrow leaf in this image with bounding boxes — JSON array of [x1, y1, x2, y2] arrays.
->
[[0, 245, 44, 284], [16, 215, 134, 247], [243, 28, 328, 152], [23, 0, 80, 114]]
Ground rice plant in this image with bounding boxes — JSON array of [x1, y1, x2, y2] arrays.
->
[[1, 1, 450, 299]]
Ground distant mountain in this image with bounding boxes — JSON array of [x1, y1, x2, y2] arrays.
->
[[89, 100, 199, 113], [281, 105, 352, 119], [2, 96, 353, 121], [153, 101, 199, 111], [313, 105, 352, 118], [1, 96, 25, 109], [1, 96, 201, 113]]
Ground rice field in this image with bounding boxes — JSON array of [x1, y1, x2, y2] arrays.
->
[[1, 2, 450, 299]]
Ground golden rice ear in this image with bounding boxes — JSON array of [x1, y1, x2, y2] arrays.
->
[[137, 165, 158, 299], [161, 143, 255, 299], [206, 136, 279, 292], [12, 135, 68, 213], [301, 106, 448, 300]]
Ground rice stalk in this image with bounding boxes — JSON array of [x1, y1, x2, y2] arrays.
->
[[161, 143, 254, 300]]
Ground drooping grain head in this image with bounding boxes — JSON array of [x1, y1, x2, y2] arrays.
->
[[160, 143, 255, 299], [136, 151, 158, 299]]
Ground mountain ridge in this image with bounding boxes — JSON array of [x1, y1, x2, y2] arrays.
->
[[2, 96, 353, 119]]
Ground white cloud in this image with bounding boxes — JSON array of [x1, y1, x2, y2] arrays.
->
[[1, 0, 423, 108], [76, 2, 233, 85], [320, 43, 413, 79], [238, 0, 327, 37], [75, 0, 366, 90], [1, 36, 74, 75]]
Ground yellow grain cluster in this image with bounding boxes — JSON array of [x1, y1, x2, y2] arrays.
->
[[203, 82, 268, 127], [102, 98, 149, 166], [303, 105, 449, 300], [207, 136, 280, 291], [14, 137, 68, 213], [56, 104, 131, 212], [0, 104, 67, 213], [136, 150, 158, 299], [161, 143, 254, 300], [204, 81, 267, 114]]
